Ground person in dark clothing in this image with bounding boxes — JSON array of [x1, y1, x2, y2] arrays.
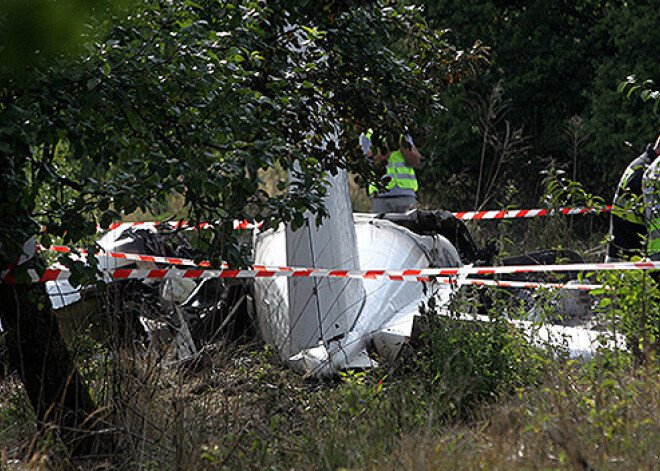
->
[[606, 143, 659, 261], [643, 142, 660, 260]]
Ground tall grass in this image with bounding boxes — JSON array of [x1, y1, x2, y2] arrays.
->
[[2, 278, 659, 470], [1, 343, 659, 469]]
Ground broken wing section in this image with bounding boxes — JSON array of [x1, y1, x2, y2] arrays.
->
[[252, 206, 462, 376], [253, 169, 367, 376], [355, 216, 461, 362]]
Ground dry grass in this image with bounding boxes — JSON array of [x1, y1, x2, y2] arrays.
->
[[2, 336, 660, 470], [120, 167, 373, 223]]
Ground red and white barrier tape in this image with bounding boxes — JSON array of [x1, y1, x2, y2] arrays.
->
[[39, 245, 292, 272], [40, 244, 214, 268], [104, 219, 263, 232], [453, 206, 612, 221], [99, 206, 612, 233], [435, 277, 602, 291], [5, 259, 655, 285], [38, 245, 601, 290], [1, 266, 603, 291]]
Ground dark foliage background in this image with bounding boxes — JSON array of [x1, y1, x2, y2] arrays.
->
[[417, 0, 660, 215]]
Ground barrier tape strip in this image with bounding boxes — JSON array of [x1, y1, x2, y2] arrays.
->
[[39, 245, 290, 272], [40, 244, 214, 268], [435, 278, 603, 291], [37, 246, 604, 291], [100, 206, 613, 233], [453, 206, 612, 221], [105, 220, 263, 231], [1, 266, 604, 291], [5, 259, 655, 285]]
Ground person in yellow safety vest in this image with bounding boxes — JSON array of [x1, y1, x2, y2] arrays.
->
[[360, 130, 422, 214], [642, 135, 660, 260], [606, 142, 658, 261]]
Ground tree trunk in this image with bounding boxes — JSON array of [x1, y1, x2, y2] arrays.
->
[[0, 279, 105, 456]]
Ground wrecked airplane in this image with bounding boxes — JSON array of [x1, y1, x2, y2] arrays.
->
[[251, 170, 614, 376], [37, 169, 618, 378]]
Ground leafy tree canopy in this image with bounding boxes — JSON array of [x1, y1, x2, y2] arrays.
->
[[0, 0, 485, 273]]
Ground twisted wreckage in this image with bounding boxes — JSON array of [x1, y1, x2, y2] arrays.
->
[[44, 171, 616, 377]]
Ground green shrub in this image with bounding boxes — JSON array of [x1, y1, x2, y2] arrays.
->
[[593, 268, 660, 367], [396, 287, 550, 421]]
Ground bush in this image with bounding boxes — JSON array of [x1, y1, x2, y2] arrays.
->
[[594, 268, 660, 367], [395, 286, 550, 422]]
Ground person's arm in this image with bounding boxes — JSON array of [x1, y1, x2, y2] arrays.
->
[[401, 143, 422, 168], [372, 148, 391, 164], [361, 134, 390, 163]]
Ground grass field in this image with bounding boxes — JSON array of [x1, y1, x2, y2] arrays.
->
[[2, 327, 659, 470]]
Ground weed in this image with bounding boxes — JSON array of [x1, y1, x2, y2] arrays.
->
[[394, 286, 550, 424], [593, 268, 660, 366]]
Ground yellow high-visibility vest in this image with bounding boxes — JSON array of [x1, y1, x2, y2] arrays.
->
[[362, 131, 418, 195]]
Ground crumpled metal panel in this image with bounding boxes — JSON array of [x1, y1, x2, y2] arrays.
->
[[46, 226, 161, 311], [252, 212, 462, 376], [286, 170, 364, 356]]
